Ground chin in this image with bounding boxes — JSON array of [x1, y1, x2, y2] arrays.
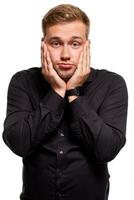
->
[[59, 76, 70, 82], [63, 77, 70, 82], [60, 73, 73, 82], [58, 70, 76, 82]]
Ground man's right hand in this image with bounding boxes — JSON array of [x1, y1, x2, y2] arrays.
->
[[41, 41, 66, 98]]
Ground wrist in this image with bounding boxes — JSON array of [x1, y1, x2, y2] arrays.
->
[[65, 86, 84, 97], [54, 88, 66, 98], [68, 96, 78, 103]]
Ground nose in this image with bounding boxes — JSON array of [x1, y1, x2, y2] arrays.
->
[[60, 45, 70, 61]]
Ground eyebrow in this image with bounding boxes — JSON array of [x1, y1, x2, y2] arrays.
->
[[71, 36, 84, 40], [47, 36, 84, 42]]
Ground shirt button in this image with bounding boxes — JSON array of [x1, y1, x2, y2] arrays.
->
[[60, 133, 64, 137], [59, 150, 64, 154], [56, 192, 63, 197]]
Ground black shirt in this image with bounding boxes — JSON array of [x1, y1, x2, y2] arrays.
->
[[3, 67, 128, 200]]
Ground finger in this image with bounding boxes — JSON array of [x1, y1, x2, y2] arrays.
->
[[82, 41, 88, 71], [77, 50, 84, 71], [86, 40, 90, 69], [41, 42, 49, 73], [43, 43, 50, 72], [46, 50, 53, 72], [41, 41, 44, 66]]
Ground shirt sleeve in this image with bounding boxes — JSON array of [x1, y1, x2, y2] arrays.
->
[[3, 71, 66, 157], [69, 74, 128, 163]]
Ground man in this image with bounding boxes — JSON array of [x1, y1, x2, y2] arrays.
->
[[3, 4, 128, 200]]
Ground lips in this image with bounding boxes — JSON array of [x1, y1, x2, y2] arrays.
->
[[57, 63, 74, 69]]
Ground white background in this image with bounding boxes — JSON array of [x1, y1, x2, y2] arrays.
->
[[0, 0, 133, 199]]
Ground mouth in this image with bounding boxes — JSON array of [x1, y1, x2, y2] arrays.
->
[[57, 63, 74, 70]]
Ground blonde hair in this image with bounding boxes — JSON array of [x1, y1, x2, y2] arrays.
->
[[42, 4, 90, 38]]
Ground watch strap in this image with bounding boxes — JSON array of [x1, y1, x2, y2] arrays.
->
[[66, 87, 84, 97]]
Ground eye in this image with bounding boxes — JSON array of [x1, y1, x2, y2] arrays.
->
[[50, 41, 61, 48], [71, 41, 81, 49]]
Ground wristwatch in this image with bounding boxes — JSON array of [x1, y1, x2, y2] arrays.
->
[[66, 87, 84, 97]]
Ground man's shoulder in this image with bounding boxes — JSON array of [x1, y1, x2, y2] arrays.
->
[[9, 67, 43, 90], [10, 67, 41, 82], [93, 68, 127, 86], [12, 67, 41, 78]]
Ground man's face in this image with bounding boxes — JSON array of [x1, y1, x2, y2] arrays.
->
[[44, 21, 88, 81]]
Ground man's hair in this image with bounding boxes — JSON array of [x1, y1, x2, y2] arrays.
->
[[42, 4, 90, 39]]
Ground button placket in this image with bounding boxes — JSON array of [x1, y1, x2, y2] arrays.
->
[[56, 129, 66, 198], [57, 168, 63, 177]]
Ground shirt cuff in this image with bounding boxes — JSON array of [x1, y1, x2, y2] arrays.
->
[[40, 89, 66, 116]]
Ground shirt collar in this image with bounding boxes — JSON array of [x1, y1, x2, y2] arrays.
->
[[84, 67, 97, 84]]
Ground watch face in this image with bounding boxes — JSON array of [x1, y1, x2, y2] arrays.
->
[[75, 88, 80, 95]]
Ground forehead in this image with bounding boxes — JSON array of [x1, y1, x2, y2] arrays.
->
[[45, 21, 87, 40]]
